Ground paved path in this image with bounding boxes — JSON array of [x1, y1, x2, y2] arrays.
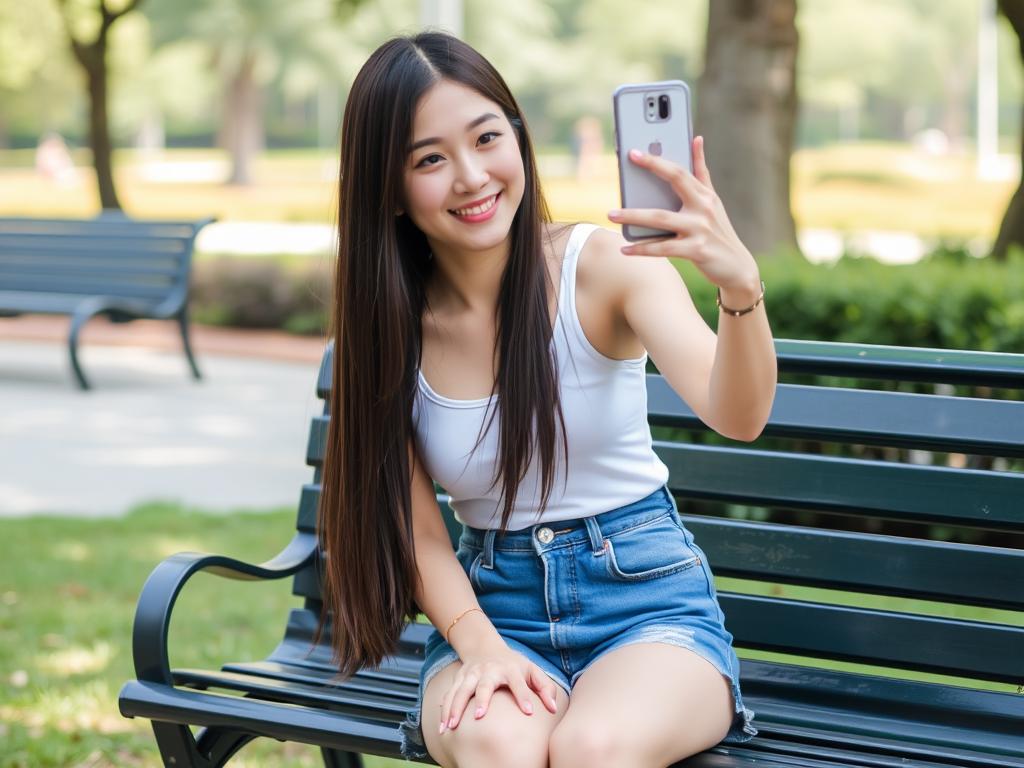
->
[[0, 318, 327, 517]]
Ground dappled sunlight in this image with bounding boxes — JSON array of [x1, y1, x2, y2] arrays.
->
[[36, 641, 113, 677], [52, 540, 92, 563], [151, 536, 206, 559], [2, 679, 138, 735]]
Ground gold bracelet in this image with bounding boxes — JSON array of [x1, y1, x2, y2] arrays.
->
[[717, 280, 766, 317], [444, 607, 484, 645]]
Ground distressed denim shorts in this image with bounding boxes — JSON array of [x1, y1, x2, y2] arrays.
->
[[399, 484, 758, 760]]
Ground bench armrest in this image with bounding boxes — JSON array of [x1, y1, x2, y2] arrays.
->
[[131, 531, 318, 685]]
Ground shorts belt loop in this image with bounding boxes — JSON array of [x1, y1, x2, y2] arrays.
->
[[663, 485, 683, 527], [584, 514, 605, 555], [481, 529, 496, 568]]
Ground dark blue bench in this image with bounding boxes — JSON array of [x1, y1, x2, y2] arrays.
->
[[118, 338, 1024, 767], [0, 214, 213, 389]]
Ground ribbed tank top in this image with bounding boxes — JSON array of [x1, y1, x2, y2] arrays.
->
[[413, 222, 670, 531]]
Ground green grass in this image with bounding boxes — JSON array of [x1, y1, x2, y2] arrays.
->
[[2, 505, 1019, 766], [0, 504, 409, 768]]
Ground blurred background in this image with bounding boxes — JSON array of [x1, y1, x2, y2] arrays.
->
[[2, 1, 1023, 766]]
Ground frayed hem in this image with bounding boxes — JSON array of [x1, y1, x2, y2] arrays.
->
[[398, 704, 430, 761]]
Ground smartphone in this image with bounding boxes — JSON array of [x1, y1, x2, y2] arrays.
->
[[612, 80, 694, 241]]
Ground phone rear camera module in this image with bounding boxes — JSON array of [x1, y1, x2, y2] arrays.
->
[[645, 96, 658, 121], [658, 95, 670, 120]]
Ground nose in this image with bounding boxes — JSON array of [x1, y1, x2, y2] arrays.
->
[[452, 153, 489, 195]]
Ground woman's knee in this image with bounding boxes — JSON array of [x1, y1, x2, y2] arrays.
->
[[438, 689, 551, 768]]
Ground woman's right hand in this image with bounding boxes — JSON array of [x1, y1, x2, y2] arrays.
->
[[439, 646, 560, 733]]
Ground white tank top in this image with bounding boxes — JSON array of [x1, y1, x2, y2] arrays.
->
[[413, 222, 670, 531]]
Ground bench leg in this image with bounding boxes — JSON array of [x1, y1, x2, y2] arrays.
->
[[320, 748, 364, 768], [67, 316, 91, 390], [151, 721, 255, 767], [178, 310, 203, 381]]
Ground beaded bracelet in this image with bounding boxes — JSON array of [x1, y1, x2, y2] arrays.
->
[[717, 280, 766, 317], [444, 607, 484, 644]]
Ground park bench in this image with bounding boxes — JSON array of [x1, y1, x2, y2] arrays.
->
[[0, 214, 213, 389], [118, 338, 1024, 767]]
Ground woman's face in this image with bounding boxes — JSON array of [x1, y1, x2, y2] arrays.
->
[[402, 79, 526, 256]]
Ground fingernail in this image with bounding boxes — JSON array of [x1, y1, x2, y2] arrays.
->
[[475, 706, 484, 718], [448, 716, 456, 729], [439, 721, 446, 734], [607, 209, 621, 219], [524, 702, 533, 714], [629, 148, 643, 159]]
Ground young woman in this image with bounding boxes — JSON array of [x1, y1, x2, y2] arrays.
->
[[318, 30, 775, 768]]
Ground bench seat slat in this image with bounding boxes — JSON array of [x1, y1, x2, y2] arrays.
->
[[648, 377, 1024, 457], [721, 593, 1024, 684], [658, 442, 1024, 529], [685, 517, 1024, 609], [173, 668, 414, 718]]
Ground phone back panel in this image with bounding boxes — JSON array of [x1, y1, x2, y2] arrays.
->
[[613, 80, 693, 241]]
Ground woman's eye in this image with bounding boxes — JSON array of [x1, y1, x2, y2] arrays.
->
[[415, 132, 501, 168]]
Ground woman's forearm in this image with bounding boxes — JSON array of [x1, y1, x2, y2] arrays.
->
[[708, 277, 777, 442]]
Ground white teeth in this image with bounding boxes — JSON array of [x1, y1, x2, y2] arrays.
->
[[451, 194, 497, 217]]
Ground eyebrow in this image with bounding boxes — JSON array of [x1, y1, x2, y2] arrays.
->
[[408, 112, 501, 153]]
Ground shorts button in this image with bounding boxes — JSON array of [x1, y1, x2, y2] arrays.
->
[[537, 527, 554, 544]]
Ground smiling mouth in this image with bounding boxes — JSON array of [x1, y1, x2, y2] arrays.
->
[[449, 192, 500, 217]]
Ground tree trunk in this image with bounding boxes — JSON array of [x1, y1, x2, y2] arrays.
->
[[224, 51, 264, 186], [85, 53, 121, 210], [696, 0, 800, 258], [58, 0, 140, 212], [992, 0, 1024, 260]]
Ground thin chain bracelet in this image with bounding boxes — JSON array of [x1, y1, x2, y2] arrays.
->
[[717, 280, 766, 317], [444, 607, 484, 644]]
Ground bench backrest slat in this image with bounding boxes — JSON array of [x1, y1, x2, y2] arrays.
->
[[721, 594, 1024, 684], [656, 443, 1023, 528], [649, 379, 1024, 458], [685, 517, 1024, 609], [0, 216, 211, 303], [775, 339, 1024, 388]]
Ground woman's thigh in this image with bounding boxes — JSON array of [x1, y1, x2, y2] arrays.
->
[[421, 658, 571, 768]]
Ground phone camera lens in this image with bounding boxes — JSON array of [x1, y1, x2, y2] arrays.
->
[[658, 95, 670, 120]]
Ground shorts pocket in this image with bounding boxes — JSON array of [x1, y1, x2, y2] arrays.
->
[[603, 513, 701, 583], [455, 544, 484, 591]]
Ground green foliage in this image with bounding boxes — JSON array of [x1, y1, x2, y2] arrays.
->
[[190, 256, 332, 334], [190, 246, 1024, 355], [676, 246, 1024, 353]]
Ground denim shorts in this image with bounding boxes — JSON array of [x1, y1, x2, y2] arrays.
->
[[399, 484, 758, 760]]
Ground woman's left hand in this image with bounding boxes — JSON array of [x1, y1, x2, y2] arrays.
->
[[607, 136, 760, 294]]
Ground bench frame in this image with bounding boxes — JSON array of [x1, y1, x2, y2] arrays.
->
[[118, 338, 1024, 767], [0, 214, 214, 389]]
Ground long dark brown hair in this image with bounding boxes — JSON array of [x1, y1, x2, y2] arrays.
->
[[316, 31, 569, 678]]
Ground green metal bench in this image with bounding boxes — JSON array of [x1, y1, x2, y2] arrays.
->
[[118, 338, 1024, 767], [0, 214, 213, 389]]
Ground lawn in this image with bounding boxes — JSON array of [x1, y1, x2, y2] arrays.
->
[[2, 504, 1019, 767], [0, 142, 1017, 241]]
